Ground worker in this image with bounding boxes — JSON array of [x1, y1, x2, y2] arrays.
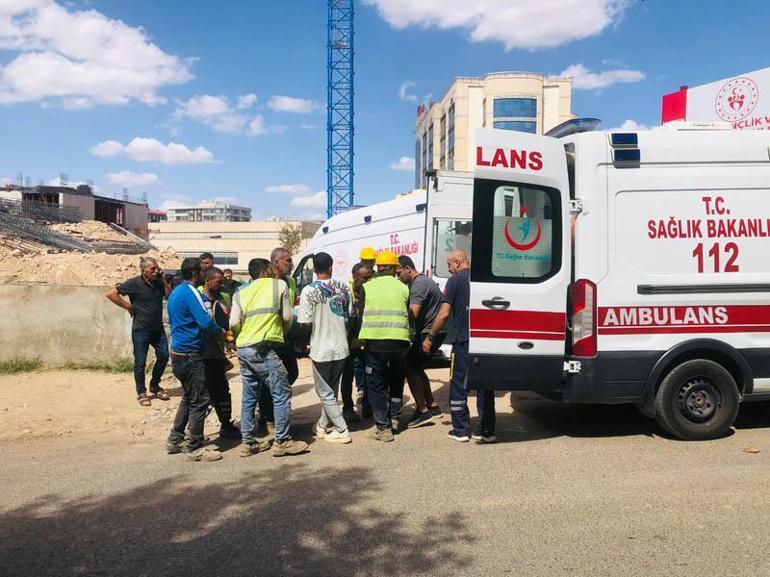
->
[[222, 268, 242, 298], [359, 246, 377, 274], [200, 267, 240, 439], [423, 250, 496, 443], [359, 249, 411, 442], [230, 257, 308, 457], [165, 258, 224, 462], [340, 262, 373, 420], [106, 256, 171, 407], [199, 252, 214, 272], [397, 255, 444, 427]]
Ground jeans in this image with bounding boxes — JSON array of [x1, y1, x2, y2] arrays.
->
[[449, 342, 496, 437], [239, 346, 292, 443], [168, 352, 209, 450], [131, 328, 169, 396], [204, 358, 233, 426], [365, 347, 408, 430], [312, 358, 348, 433], [341, 348, 368, 412], [257, 349, 298, 427]]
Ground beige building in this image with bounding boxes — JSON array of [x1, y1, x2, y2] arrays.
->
[[148, 220, 320, 273], [415, 72, 575, 187]]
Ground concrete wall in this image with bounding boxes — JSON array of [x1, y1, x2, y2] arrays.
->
[[0, 285, 134, 367]]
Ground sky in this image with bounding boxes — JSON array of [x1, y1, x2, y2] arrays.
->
[[1, 0, 769, 220]]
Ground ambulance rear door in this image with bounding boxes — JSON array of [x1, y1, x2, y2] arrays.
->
[[468, 128, 572, 391]]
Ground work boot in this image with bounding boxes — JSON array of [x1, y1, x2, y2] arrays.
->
[[272, 438, 309, 457], [370, 427, 394, 443], [186, 448, 223, 462], [165, 437, 184, 454], [239, 439, 271, 458]]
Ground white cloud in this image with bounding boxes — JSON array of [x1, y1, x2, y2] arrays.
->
[[106, 171, 159, 186], [90, 137, 215, 165], [174, 94, 269, 135], [268, 95, 318, 114], [160, 192, 191, 208], [266, 184, 312, 195], [364, 0, 630, 50], [390, 156, 415, 171], [301, 123, 320, 130], [560, 63, 645, 90], [1, 176, 12, 186], [398, 80, 417, 102], [290, 191, 326, 209], [606, 119, 650, 132], [0, 0, 193, 107]]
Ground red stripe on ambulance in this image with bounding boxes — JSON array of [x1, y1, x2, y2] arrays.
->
[[470, 309, 566, 340], [598, 304, 770, 335]]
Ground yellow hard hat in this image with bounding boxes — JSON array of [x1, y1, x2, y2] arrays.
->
[[359, 246, 377, 260], [375, 250, 399, 267]]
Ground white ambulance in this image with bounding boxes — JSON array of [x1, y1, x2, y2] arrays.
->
[[469, 124, 770, 440]]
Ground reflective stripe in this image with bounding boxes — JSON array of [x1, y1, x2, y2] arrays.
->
[[244, 307, 280, 318], [361, 321, 409, 329], [450, 406, 465, 412], [390, 398, 401, 403], [450, 400, 465, 405], [365, 309, 408, 317], [272, 278, 279, 311]]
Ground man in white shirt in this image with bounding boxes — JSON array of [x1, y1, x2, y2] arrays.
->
[[298, 252, 352, 444]]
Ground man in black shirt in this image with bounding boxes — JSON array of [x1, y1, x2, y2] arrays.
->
[[106, 256, 171, 406], [424, 250, 496, 443]]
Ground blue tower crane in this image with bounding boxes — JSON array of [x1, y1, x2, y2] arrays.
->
[[327, 0, 354, 217]]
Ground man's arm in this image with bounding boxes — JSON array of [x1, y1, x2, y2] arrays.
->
[[105, 286, 134, 316], [409, 303, 422, 321], [185, 289, 222, 334], [297, 287, 314, 336], [423, 302, 451, 353], [229, 291, 243, 337], [280, 281, 293, 333]]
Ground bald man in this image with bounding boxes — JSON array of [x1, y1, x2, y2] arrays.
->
[[424, 250, 496, 443]]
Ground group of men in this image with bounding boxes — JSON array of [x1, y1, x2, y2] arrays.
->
[[108, 244, 496, 462]]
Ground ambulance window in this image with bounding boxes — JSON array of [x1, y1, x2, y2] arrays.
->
[[471, 180, 562, 284], [433, 219, 473, 278], [294, 255, 315, 295]]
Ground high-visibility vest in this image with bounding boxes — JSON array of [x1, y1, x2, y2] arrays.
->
[[359, 275, 410, 342], [286, 276, 297, 305], [234, 278, 284, 347]]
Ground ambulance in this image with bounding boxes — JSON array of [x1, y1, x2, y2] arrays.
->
[[469, 123, 770, 440]]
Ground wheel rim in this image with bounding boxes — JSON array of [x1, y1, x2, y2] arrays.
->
[[677, 376, 722, 423]]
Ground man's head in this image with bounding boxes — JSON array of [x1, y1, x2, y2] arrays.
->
[[199, 252, 214, 271], [223, 268, 233, 281], [270, 247, 293, 278], [446, 249, 469, 276], [351, 263, 372, 287], [248, 258, 271, 280], [139, 256, 160, 282], [397, 255, 417, 284], [374, 250, 399, 277], [313, 252, 334, 279], [181, 257, 202, 284], [359, 246, 377, 269], [203, 266, 224, 293]]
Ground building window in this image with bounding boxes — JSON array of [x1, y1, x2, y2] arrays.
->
[[421, 131, 428, 188], [447, 101, 455, 171], [439, 114, 447, 169], [493, 97, 537, 134], [415, 138, 421, 188], [427, 123, 434, 170]]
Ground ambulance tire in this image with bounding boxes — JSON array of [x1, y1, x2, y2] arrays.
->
[[654, 359, 740, 441]]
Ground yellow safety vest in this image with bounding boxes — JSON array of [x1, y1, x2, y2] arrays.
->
[[359, 275, 410, 342], [234, 278, 284, 347]]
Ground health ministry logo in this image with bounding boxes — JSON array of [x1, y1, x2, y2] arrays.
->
[[715, 77, 759, 122], [504, 209, 542, 252]]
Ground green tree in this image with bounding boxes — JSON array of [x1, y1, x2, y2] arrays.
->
[[278, 222, 303, 255]]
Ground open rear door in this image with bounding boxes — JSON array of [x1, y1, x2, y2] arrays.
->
[[468, 128, 571, 391]]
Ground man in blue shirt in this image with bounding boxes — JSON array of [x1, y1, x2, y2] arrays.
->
[[166, 258, 225, 461], [424, 250, 496, 443]]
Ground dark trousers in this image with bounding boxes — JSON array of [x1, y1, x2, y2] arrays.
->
[[131, 328, 169, 396], [365, 347, 408, 430], [405, 337, 442, 413], [258, 349, 298, 426], [341, 347, 368, 412], [203, 358, 232, 426], [169, 353, 209, 450], [449, 342, 496, 437]]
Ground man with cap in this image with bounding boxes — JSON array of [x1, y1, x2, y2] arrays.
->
[[358, 250, 411, 442], [358, 246, 377, 273]]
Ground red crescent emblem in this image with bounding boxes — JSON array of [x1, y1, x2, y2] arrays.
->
[[504, 218, 541, 251]]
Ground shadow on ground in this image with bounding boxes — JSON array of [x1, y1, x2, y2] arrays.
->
[[0, 464, 472, 577]]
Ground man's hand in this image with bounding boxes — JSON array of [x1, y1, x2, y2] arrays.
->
[[422, 335, 432, 354], [127, 304, 136, 317]]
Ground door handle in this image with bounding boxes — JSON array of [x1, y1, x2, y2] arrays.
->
[[481, 297, 510, 309]]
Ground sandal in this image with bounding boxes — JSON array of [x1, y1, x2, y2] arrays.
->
[[151, 389, 171, 401], [137, 394, 152, 407]]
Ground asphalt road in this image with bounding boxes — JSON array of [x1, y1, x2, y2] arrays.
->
[[2, 388, 770, 577]]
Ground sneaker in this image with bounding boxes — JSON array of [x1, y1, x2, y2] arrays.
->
[[324, 429, 352, 444], [342, 409, 361, 423], [429, 405, 443, 418], [314, 423, 331, 438], [471, 432, 482, 441], [407, 411, 434, 429], [272, 438, 309, 457], [447, 430, 470, 443], [187, 448, 223, 462], [475, 435, 498, 444], [165, 439, 184, 454], [219, 423, 241, 440], [370, 427, 394, 443], [239, 440, 271, 457]]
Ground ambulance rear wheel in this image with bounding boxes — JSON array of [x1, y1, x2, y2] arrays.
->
[[654, 359, 739, 440]]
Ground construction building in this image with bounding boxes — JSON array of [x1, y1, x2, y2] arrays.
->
[[164, 201, 251, 222], [148, 220, 321, 273], [414, 72, 575, 188]]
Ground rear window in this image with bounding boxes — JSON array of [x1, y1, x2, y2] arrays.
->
[[471, 179, 561, 284]]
